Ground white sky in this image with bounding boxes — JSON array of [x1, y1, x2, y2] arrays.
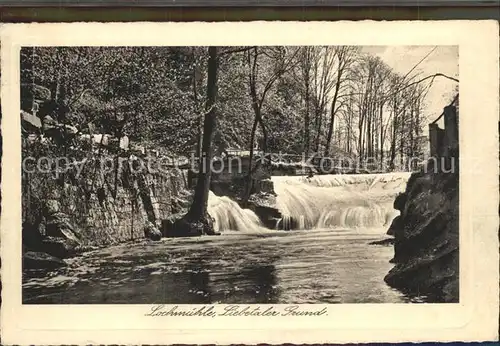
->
[[362, 45, 459, 129]]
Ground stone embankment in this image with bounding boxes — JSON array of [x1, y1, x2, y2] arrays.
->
[[22, 151, 189, 267], [383, 102, 459, 302]]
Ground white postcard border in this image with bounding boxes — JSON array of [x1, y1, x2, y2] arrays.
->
[[1, 21, 498, 344]]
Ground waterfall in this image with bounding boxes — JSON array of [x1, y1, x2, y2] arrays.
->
[[205, 172, 410, 233], [207, 192, 264, 233], [272, 172, 411, 231]]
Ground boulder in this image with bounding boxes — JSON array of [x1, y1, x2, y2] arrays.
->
[[254, 205, 282, 229], [23, 251, 66, 270], [144, 221, 162, 241], [167, 214, 219, 238], [45, 212, 80, 241], [63, 124, 78, 135], [246, 192, 282, 229], [169, 217, 204, 237], [161, 213, 183, 237], [38, 222, 46, 237], [41, 236, 79, 258], [254, 178, 276, 195]]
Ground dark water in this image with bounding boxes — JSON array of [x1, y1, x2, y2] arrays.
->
[[23, 229, 424, 304]]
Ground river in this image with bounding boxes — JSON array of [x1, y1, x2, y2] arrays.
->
[[23, 172, 425, 304]]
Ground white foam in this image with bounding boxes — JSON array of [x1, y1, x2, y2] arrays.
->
[[272, 173, 410, 231]]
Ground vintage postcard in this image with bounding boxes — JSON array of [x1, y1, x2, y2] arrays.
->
[[0, 21, 498, 344]]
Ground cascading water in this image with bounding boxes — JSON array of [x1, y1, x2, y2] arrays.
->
[[207, 192, 264, 233], [272, 172, 411, 231], [205, 172, 410, 233]]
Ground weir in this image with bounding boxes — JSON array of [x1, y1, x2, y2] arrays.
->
[[272, 173, 411, 230], [273, 173, 411, 230], [207, 192, 265, 233], [207, 172, 411, 233]]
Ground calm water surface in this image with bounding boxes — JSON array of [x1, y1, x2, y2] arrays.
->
[[23, 228, 422, 304]]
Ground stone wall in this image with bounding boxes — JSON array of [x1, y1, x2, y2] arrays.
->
[[22, 149, 189, 257]]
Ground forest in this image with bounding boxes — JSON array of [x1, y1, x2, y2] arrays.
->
[[21, 46, 456, 170]]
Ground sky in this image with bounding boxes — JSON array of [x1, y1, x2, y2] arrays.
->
[[362, 45, 459, 130]]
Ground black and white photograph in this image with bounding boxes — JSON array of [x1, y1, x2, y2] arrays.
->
[[19, 43, 460, 305], [1, 20, 499, 345]]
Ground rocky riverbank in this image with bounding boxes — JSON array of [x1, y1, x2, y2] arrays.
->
[[384, 157, 459, 302], [22, 145, 190, 267]]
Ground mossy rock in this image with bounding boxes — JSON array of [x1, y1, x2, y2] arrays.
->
[[167, 214, 220, 238]]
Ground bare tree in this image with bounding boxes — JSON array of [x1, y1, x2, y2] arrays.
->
[[243, 46, 298, 201], [176, 46, 219, 236], [324, 46, 358, 157], [309, 47, 336, 154], [295, 47, 314, 157]]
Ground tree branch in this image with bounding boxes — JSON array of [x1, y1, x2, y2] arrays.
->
[[220, 47, 255, 56]]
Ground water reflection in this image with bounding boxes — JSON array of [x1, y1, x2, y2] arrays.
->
[[23, 230, 418, 304]]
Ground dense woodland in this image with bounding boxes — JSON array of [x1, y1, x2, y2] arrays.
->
[[21, 46, 456, 170]]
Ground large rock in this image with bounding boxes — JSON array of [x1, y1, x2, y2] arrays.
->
[[161, 213, 183, 237], [246, 192, 282, 229], [253, 178, 275, 195], [41, 236, 80, 258], [384, 158, 459, 302], [23, 251, 66, 270], [23, 210, 82, 259], [167, 214, 219, 238], [144, 221, 162, 241], [45, 212, 81, 242]]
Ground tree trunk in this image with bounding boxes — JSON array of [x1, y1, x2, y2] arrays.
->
[[389, 99, 397, 170], [243, 117, 260, 203], [324, 96, 337, 157], [174, 47, 219, 237], [304, 79, 310, 157], [409, 104, 414, 165], [399, 109, 406, 169], [193, 60, 203, 161], [314, 108, 323, 154], [244, 47, 269, 204], [379, 102, 385, 170]]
